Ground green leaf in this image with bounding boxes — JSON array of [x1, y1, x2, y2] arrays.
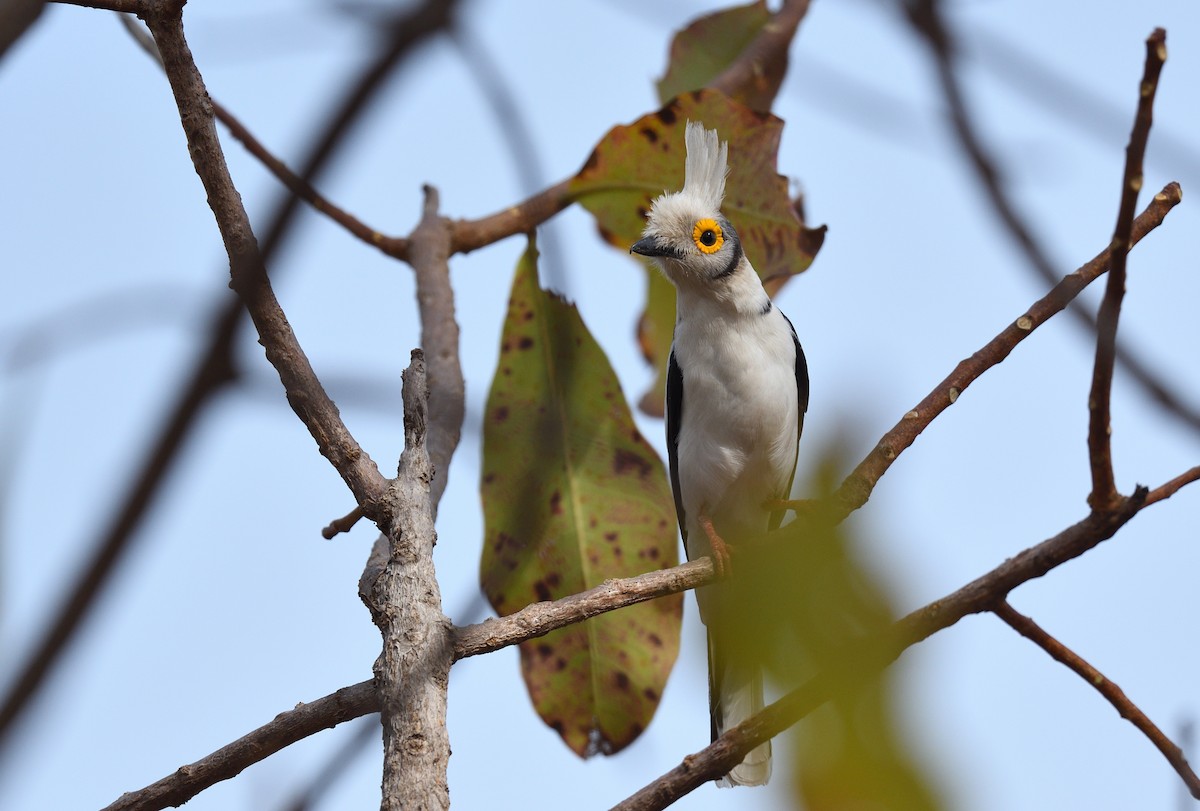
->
[[569, 89, 825, 415], [719, 441, 945, 810], [479, 237, 682, 757], [656, 1, 783, 112]]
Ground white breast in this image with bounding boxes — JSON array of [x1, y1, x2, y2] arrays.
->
[[672, 300, 799, 550]]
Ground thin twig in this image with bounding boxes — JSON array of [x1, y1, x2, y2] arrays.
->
[[101, 680, 378, 811], [116, 12, 398, 257], [408, 186, 464, 512], [454, 559, 713, 660], [448, 179, 573, 255], [904, 2, 1200, 435], [1087, 28, 1167, 510], [321, 505, 364, 539], [1144, 465, 1200, 507], [833, 183, 1181, 518], [993, 600, 1200, 800], [213, 97, 408, 258]]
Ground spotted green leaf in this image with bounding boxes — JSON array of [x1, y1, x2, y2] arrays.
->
[[480, 237, 681, 757], [569, 89, 825, 415]]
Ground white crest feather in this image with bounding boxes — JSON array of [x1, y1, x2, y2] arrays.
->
[[683, 121, 728, 211]]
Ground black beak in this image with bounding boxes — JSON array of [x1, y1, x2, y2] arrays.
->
[[630, 236, 675, 258]]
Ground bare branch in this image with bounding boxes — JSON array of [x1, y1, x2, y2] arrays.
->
[[142, 3, 388, 508], [993, 600, 1200, 799], [449, 179, 573, 255], [408, 187, 464, 511], [1145, 465, 1200, 507], [361, 351, 453, 811], [322, 505, 365, 540], [454, 559, 713, 660], [1088, 28, 1167, 510], [834, 183, 1181, 518], [102, 681, 378, 811]]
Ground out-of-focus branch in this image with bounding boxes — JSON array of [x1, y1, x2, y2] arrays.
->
[[102, 680, 378, 811], [1087, 28, 1167, 510], [51, 0, 139, 10], [0, 0, 454, 753], [994, 600, 1200, 799], [903, 1, 1200, 435], [833, 183, 1181, 517], [612, 481, 1173, 810]]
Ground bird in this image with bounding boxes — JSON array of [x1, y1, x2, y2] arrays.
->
[[630, 122, 808, 787]]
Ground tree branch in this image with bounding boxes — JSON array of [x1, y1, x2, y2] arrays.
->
[[1087, 28, 1167, 510], [408, 187, 464, 511], [1144, 464, 1200, 507], [833, 182, 1181, 518], [993, 600, 1200, 799], [142, 1, 388, 508], [360, 351, 453, 811], [448, 179, 574, 255], [454, 559, 713, 660], [101, 681, 378, 811]]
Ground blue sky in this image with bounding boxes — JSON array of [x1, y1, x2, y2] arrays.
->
[[2, 1, 1199, 809]]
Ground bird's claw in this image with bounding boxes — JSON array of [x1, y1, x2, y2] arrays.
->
[[699, 513, 735, 577]]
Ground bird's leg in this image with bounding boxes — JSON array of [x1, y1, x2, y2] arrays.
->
[[698, 512, 733, 577]]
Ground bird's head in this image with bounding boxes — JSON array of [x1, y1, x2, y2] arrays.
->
[[630, 122, 744, 288]]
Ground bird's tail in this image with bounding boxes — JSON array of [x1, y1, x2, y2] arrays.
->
[[708, 630, 771, 787]]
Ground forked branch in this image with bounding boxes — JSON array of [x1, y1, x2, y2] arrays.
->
[[1087, 28, 1167, 510]]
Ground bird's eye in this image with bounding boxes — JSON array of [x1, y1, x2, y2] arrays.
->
[[692, 218, 724, 254]]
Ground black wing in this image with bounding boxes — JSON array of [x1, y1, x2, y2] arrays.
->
[[666, 349, 687, 547], [771, 314, 809, 531]]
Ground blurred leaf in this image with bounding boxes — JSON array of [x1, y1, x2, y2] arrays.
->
[[479, 237, 682, 757], [717, 439, 943, 809], [657, 0, 784, 112], [570, 88, 825, 416]]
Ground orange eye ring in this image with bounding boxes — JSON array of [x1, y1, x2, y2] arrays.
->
[[692, 218, 724, 254]]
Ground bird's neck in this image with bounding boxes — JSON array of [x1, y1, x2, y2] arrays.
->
[[674, 257, 773, 319]]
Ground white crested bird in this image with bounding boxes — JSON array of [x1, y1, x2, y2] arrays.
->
[[630, 122, 807, 787]]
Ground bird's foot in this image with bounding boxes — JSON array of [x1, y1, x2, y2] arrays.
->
[[698, 513, 734, 577]]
